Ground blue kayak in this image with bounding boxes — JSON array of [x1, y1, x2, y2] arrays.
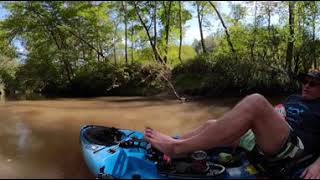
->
[[79, 125, 308, 179], [80, 125, 161, 179]]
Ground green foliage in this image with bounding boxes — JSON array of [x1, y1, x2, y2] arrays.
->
[[172, 53, 294, 97], [0, 28, 19, 94], [39, 62, 168, 97], [112, 63, 168, 96], [172, 55, 235, 96], [0, 1, 319, 98], [123, 45, 196, 66]]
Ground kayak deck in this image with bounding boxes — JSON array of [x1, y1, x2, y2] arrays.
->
[[80, 125, 260, 179]]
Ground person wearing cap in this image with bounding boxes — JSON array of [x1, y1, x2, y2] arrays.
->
[[144, 68, 320, 178]]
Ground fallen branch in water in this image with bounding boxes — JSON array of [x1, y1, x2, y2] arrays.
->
[[156, 66, 186, 103], [106, 78, 120, 92]]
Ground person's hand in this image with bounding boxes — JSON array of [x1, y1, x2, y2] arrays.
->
[[300, 161, 320, 179]]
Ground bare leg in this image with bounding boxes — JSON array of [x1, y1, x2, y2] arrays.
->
[[144, 94, 289, 157], [179, 119, 217, 139], [179, 120, 239, 148]]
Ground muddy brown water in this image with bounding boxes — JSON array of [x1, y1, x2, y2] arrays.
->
[[0, 96, 285, 178]]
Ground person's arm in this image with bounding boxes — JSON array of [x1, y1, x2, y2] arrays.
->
[[301, 156, 320, 179]]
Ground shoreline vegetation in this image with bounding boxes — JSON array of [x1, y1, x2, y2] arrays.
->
[[0, 1, 318, 100]]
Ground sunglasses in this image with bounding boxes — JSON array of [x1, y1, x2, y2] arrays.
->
[[302, 79, 320, 87]]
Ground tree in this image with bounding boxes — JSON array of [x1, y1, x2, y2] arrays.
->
[[209, 1, 236, 54], [133, 1, 163, 64], [2, 1, 114, 88], [121, 1, 128, 64], [178, 1, 183, 63], [194, 1, 208, 54], [162, 1, 172, 64], [0, 28, 19, 94], [230, 3, 247, 24], [285, 1, 295, 78]]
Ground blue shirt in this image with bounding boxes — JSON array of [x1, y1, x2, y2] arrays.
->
[[284, 95, 320, 156]]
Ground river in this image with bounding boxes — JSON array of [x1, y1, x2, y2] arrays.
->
[[0, 96, 285, 178]]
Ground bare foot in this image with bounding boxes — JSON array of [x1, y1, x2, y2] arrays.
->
[[144, 127, 179, 157]]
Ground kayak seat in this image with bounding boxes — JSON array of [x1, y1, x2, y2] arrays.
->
[[83, 126, 124, 146]]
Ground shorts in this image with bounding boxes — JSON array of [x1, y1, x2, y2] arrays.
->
[[239, 129, 256, 151], [239, 126, 304, 160]]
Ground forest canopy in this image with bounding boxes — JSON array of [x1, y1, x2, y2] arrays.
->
[[0, 1, 319, 98]]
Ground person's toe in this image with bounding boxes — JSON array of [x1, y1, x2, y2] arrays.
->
[[145, 126, 153, 131], [144, 130, 154, 139]]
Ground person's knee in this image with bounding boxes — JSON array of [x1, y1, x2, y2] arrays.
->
[[239, 93, 271, 122], [245, 93, 269, 110], [205, 119, 217, 126]]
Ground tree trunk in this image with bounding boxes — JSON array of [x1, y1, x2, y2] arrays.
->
[[312, 6, 317, 68], [267, 7, 271, 33], [197, 3, 206, 54], [209, 1, 236, 55], [250, 1, 257, 62], [122, 1, 128, 64], [154, 1, 157, 61], [294, 50, 300, 75], [266, 4, 274, 63], [47, 29, 72, 82], [97, 36, 101, 63], [113, 25, 118, 65], [266, 3, 275, 62], [57, 30, 73, 82], [178, 1, 183, 63], [286, 1, 295, 78], [134, 2, 163, 64], [131, 22, 134, 64], [163, 1, 172, 64]]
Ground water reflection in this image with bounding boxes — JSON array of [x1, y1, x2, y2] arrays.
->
[[0, 89, 5, 103], [16, 120, 30, 152]]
